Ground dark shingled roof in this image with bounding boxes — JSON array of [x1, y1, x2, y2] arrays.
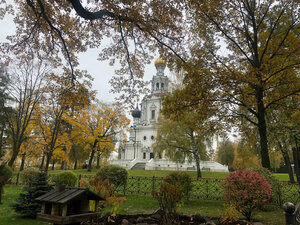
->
[[35, 188, 105, 204]]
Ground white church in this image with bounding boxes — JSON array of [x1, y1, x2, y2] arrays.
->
[[110, 58, 228, 172]]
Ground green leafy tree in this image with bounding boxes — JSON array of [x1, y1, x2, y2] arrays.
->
[[216, 140, 235, 169], [267, 97, 299, 182], [69, 143, 89, 170], [153, 115, 212, 180]]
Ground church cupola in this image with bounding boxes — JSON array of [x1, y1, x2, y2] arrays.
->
[[151, 58, 168, 94], [154, 58, 166, 76], [131, 104, 141, 118]]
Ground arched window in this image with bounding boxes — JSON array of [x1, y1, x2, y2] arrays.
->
[[143, 136, 147, 140], [156, 83, 159, 90], [161, 83, 164, 90], [151, 110, 155, 119]]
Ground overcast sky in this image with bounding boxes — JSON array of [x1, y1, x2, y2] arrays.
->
[[0, 12, 165, 105]]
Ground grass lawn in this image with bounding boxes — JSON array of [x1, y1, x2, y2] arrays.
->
[[1, 184, 285, 225], [0, 185, 49, 225], [45, 168, 293, 181], [118, 195, 285, 225]]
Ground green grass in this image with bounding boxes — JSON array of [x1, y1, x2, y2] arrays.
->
[[6, 168, 294, 225], [0, 185, 49, 225], [117, 195, 284, 225], [0, 184, 286, 225], [19, 167, 294, 182]]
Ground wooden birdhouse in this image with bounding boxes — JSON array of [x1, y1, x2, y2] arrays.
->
[[35, 187, 105, 225]]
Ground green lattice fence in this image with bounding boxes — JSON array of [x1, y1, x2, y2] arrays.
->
[[10, 173, 300, 204]]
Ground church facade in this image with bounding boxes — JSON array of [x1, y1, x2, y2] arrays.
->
[[111, 58, 228, 172]]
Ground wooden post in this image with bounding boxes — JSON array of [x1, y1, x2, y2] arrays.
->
[[62, 204, 68, 216], [95, 200, 98, 212], [152, 176, 155, 191], [41, 203, 46, 214], [78, 174, 82, 187], [51, 204, 56, 216]]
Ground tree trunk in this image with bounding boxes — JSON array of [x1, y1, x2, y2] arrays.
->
[[61, 160, 67, 170], [88, 149, 95, 172], [19, 153, 26, 171], [44, 155, 51, 173], [8, 146, 19, 168], [96, 153, 100, 169], [88, 140, 98, 172], [292, 147, 300, 184], [193, 150, 202, 180], [40, 155, 45, 171], [74, 160, 77, 170], [52, 160, 55, 170], [0, 185, 3, 204], [256, 89, 271, 169], [278, 141, 295, 183], [0, 126, 4, 155]]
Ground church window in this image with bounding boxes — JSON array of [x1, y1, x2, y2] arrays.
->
[[156, 83, 159, 90], [143, 136, 147, 140], [161, 83, 164, 90], [151, 110, 155, 119], [143, 152, 146, 159], [151, 135, 154, 140], [159, 153, 162, 159]]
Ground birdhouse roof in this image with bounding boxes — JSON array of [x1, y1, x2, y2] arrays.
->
[[35, 187, 105, 204]]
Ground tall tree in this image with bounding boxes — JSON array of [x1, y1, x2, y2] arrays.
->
[[34, 70, 92, 172], [232, 140, 261, 170], [5, 52, 48, 167], [0, 63, 11, 165], [216, 140, 235, 170], [267, 97, 300, 182], [67, 103, 130, 172], [163, 0, 300, 169], [153, 115, 212, 180]]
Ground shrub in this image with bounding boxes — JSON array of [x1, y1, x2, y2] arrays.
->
[[53, 171, 77, 187], [222, 170, 272, 221], [152, 181, 183, 213], [87, 176, 126, 220], [0, 165, 12, 204], [96, 165, 128, 190], [163, 171, 192, 199], [151, 181, 183, 224], [220, 203, 239, 224], [20, 167, 39, 185], [0, 165, 12, 185], [247, 167, 282, 206]]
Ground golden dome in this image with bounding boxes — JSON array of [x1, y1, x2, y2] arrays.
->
[[154, 58, 166, 67]]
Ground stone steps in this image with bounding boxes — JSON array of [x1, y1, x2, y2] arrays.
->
[[131, 162, 146, 170]]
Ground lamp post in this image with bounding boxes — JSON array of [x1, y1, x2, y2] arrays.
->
[[292, 129, 299, 187], [283, 129, 300, 224], [133, 125, 136, 159]]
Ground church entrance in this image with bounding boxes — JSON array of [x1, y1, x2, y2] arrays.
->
[[150, 153, 154, 159]]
